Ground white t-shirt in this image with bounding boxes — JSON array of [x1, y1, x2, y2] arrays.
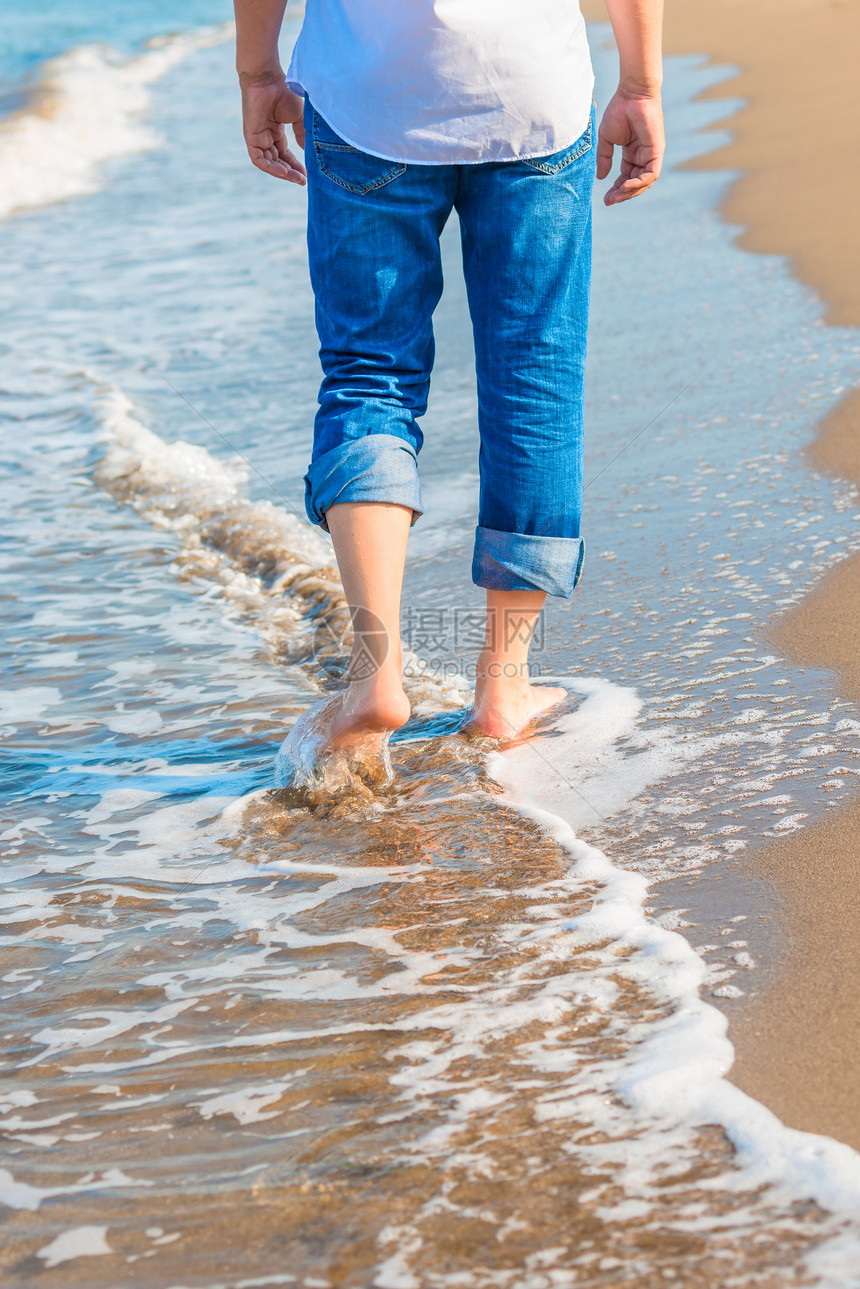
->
[[287, 0, 594, 165]]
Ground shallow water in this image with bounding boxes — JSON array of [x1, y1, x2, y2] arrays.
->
[[3, 10, 860, 1287]]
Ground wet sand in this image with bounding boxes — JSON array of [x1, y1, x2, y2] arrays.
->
[[590, 0, 860, 1147], [727, 398, 860, 1151]]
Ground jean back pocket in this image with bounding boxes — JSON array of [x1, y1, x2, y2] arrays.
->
[[521, 111, 594, 175], [312, 107, 406, 194]]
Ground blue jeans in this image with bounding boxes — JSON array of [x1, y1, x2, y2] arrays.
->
[[304, 102, 595, 597]]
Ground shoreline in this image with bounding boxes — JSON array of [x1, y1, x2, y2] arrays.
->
[[587, 0, 860, 1148], [727, 398, 860, 1151], [662, 0, 860, 1151]]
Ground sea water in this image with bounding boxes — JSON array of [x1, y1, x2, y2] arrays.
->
[[2, 5, 860, 1286]]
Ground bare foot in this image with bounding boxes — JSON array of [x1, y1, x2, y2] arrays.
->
[[469, 664, 567, 742], [274, 669, 410, 794], [319, 670, 410, 789], [329, 668, 411, 752]]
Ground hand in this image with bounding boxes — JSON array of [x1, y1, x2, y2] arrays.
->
[[596, 91, 665, 206], [239, 74, 307, 185]]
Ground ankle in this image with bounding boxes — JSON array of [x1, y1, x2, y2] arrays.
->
[[337, 671, 410, 734], [476, 650, 531, 687], [348, 659, 406, 705], [348, 644, 403, 688]]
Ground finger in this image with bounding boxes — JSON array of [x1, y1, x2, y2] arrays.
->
[[604, 157, 662, 204], [647, 153, 664, 182], [595, 131, 614, 181], [247, 137, 304, 179], [292, 119, 306, 150], [621, 142, 664, 182], [604, 183, 645, 206], [277, 144, 307, 178], [250, 152, 307, 185], [603, 173, 654, 205]]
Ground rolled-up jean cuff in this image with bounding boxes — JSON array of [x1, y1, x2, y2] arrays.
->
[[472, 526, 585, 598], [304, 435, 424, 531]]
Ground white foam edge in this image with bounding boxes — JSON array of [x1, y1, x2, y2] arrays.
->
[[33, 374, 860, 1251], [36, 1226, 112, 1267], [487, 675, 694, 833], [488, 678, 860, 1230], [499, 792, 860, 1223], [0, 23, 235, 222], [0, 1167, 149, 1213], [90, 380, 471, 713], [93, 384, 253, 512], [15, 727, 860, 1267]]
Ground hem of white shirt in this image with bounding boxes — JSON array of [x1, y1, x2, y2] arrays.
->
[[288, 78, 595, 167]]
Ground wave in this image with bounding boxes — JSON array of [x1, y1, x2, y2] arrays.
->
[[0, 25, 233, 222], [496, 718, 860, 1214], [92, 383, 471, 715], [481, 689, 860, 1287], [0, 363, 844, 1279], [91, 382, 860, 1278]]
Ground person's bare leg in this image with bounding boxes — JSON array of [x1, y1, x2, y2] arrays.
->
[[470, 589, 567, 740], [324, 500, 412, 752]]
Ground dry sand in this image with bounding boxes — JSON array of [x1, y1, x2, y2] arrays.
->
[[590, 0, 860, 1148]]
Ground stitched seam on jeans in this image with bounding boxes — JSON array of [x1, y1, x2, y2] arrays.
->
[[312, 108, 406, 193], [572, 537, 586, 590], [312, 109, 357, 153], [522, 116, 593, 174], [317, 157, 407, 194]]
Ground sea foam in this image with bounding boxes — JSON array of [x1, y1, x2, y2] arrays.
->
[[68, 382, 860, 1278], [489, 690, 860, 1274], [93, 383, 470, 714], [0, 25, 233, 222]]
